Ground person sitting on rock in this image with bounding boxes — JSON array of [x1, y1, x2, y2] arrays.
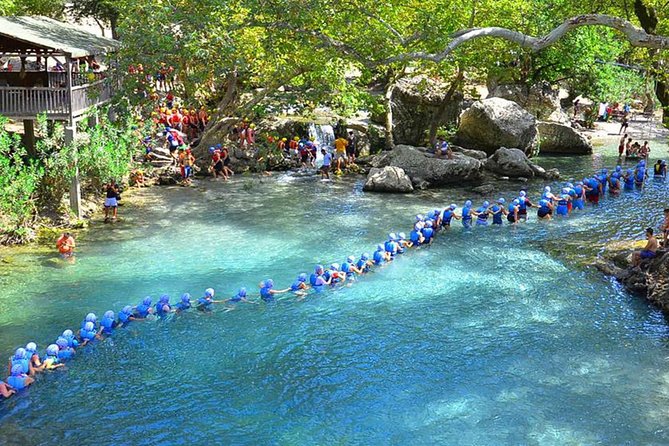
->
[[632, 228, 659, 267]]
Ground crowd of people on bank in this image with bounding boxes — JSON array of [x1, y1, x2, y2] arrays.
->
[[16, 156, 666, 402]]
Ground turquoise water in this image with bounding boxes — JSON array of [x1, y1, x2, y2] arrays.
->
[[1, 143, 669, 444]]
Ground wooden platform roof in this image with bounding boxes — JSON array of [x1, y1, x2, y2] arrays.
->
[[0, 16, 119, 58]]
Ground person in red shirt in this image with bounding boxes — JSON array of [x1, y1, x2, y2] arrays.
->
[[169, 109, 182, 131], [165, 91, 174, 109]]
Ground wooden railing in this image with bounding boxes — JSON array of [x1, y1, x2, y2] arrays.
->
[[0, 87, 69, 116], [72, 79, 113, 116], [0, 78, 113, 119]]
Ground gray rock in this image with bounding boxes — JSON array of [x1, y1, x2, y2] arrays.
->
[[537, 122, 593, 154], [472, 184, 496, 195], [450, 145, 488, 160], [363, 166, 414, 193], [388, 144, 483, 187], [484, 147, 558, 179], [454, 98, 539, 156], [488, 81, 564, 122]]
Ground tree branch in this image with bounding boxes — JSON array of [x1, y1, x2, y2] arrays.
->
[[379, 14, 669, 65]]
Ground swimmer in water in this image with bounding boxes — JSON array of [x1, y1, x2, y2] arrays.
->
[[507, 199, 520, 225], [572, 182, 585, 210], [98, 310, 118, 336], [81, 313, 97, 331], [461, 200, 474, 228], [290, 273, 310, 297], [118, 306, 137, 326], [422, 220, 435, 243], [24, 343, 43, 373], [623, 169, 635, 191], [441, 204, 460, 229], [6, 364, 34, 391], [134, 296, 154, 319], [325, 264, 347, 286], [516, 191, 535, 222], [8, 348, 30, 377], [537, 199, 553, 220], [410, 223, 425, 246], [385, 233, 401, 256], [154, 294, 172, 317], [398, 232, 413, 250], [356, 253, 374, 273], [341, 256, 363, 281], [175, 293, 192, 313], [55, 337, 75, 362], [42, 344, 65, 371], [259, 279, 291, 301], [555, 189, 571, 217], [61, 329, 79, 349], [311, 269, 331, 293], [197, 288, 226, 310], [490, 198, 507, 225], [474, 201, 491, 226], [225, 287, 257, 305], [373, 244, 391, 265], [79, 321, 99, 346]]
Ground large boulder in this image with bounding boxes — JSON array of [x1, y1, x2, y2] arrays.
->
[[484, 147, 559, 179], [537, 122, 593, 154], [363, 166, 414, 193], [384, 144, 484, 187], [454, 98, 539, 156], [389, 75, 463, 146], [488, 81, 568, 122]]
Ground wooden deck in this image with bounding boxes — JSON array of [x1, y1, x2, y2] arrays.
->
[[0, 78, 113, 121]]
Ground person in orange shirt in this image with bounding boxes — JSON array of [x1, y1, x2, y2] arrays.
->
[[56, 232, 75, 258], [334, 136, 348, 171]]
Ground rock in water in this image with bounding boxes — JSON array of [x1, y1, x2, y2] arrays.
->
[[363, 166, 414, 193], [388, 145, 483, 187], [484, 147, 558, 179], [537, 122, 593, 154], [454, 98, 539, 156]]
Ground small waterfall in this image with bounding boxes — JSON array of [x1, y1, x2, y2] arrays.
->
[[308, 123, 335, 162]]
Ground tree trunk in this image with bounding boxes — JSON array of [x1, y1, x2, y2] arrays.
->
[[384, 82, 395, 149], [427, 70, 464, 146], [110, 15, 119, 40], [217, 68, 239, 115]]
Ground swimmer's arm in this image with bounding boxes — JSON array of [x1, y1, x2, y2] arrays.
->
[[272, 288, 292, 294]]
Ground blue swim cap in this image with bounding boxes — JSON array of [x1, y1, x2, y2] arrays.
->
[[216, 143, 222, 149], [181, 293, 191, 303], [25, 342, 36, 353], [566, 182, 574, 188], [377, 244, 384, 251], [602, 168, 608, 174], [298, 273, 307, 282], [209, 147, 215, 153], [84, 322, 94, 332], [627, 168, 633, 174], [544, 186, 551, 192], [14, 348, 26, 360], [415, 214, 424, 222], [398, 232, 406, 239], [56, 338, 67, 349], [85, 313, 96, 323], [427, 211, 435, 219], [346, 255, 355, 263], [465, 200, 472, 207], [159, 294, 169, 303], [238, 287, 247, 297], [205, 288, 215, 297], [265, 279, 274, 288], [361, 253, 369, 260], [512, 199, 520, 205], [388, 233, 397, 241], [315, 264, 323, 273], [616, 165, 622, 172], [143, 296, 152, 306], [122, 305, 133, 314], [425, 220, 433, 227], [450, 204, 456, 210], [330, 263, 339, 270], [63, 329, 73, 338], [414, 223, 422, 231], [497, 198, 505, 204], [46, 344, 59, 356], [104, 310, 114, 319], [482, 201, 489, 207], [519, 191, 526, 197], [11, 364, 23, 375], [562, 188, 569, 194]]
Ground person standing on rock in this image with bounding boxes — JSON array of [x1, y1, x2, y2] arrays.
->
[[334, 135, 348, 172], [632, 228, 658, 267], [619, 115, 629, 135]]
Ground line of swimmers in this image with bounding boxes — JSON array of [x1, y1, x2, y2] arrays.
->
[[1, 160, 661, 400]]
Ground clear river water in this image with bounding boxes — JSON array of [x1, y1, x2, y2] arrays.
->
[[1, 140, 669, 445]]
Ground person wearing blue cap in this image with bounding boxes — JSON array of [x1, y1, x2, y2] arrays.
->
[[290, 273, 311, 294], [507, 199, 520, 224], [311, 269, 331, 293], [79, 321, 99, 346], [341, 256, 363, 281], [635, 161, 646, 187], [441, 204, 460, 229], [384, 233, 400, 257], [422, 220, 435, 244], [356, 253, 374, 273], [461, 200, 474, 228], [397, 232, 412, 250], [175, 294, 193, 313], [609, 173, 621, 195], [118, 306, 136, 326], [98, 310, 118, 336], [325, 264, 346, 285], [259, 280, 291, 302], [81, 313, 97, 331], [516, 191, 535, 222], [55, 338, 75, 361], [6, 364, 34, 390], [7, 348, 30, 377], [409, 222, 425, 246], [42, 344, 65, 371], [134, 296, 153, 319], [490, 199, 507, 225], [474, 201, 491, 226], [25, 343, 43, 373], [154, 294, 173, 317], [537, 199, 553, 220], [197, 288, 226, 311], [572, 182, 585, 210], [60, 329, 79, 349], [373, 244, 391, 265], [555, 190, 571, 217], [310, 265, 325, 286], [623, 169, 635, 191], [225, 288, 257, 305]]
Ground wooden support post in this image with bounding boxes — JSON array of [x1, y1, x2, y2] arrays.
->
[[23, 119, 36, 158], [65, 125, 82, 219]]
